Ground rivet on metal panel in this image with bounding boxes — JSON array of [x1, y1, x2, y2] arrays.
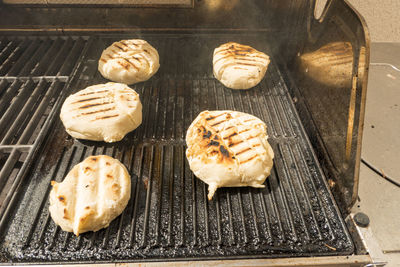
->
[[354, 212, 370, 228]]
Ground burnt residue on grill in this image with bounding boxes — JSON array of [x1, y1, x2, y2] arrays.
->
[[0, 34, 353, 263]]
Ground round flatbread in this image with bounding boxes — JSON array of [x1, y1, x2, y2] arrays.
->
[[213, 42, 270, 90], [98, 39, 159, 85], [49, 155, 131, 236], [60, 82, 142, 143], [186, 110, 274, 200]]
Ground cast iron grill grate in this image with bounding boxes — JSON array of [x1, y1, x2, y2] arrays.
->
[[0, 34, 353, 263], [0, 36, 89, 225]]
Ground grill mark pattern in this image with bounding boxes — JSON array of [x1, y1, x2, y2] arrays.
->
[[120, 58, 139, 71], [200, 111, 266, 166], [229, 140, 243, 147], [214, 54, 268, 66], [240, 155, 257, 164], [205, 112, 226, 121], [77, 89, 108, 96], [223, 132, 237, 140], [213, 43, 269, 79], [239, 128, 251, 134], [79, 107, 116, 116], [79, 101, 113, 109], [99, 40, 158, 77], [210, 120, 224, 127], [236, 147, 251, 155], [114, 44, 125, 51], [93, 114, 119, 120], [72, 97, 102, 104]]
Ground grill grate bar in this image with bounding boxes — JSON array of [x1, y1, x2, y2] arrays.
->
[[129, 145, 144, 247], [265, 172, 284, 242], [6, 40, 41, 77], [191, 172, 197, 246], [249, 192, 261, 244], [0, 80, 33, 135], [16, 40, 51, 76], [31, 39, 63, 76], [0, 40, 14, 63], [160, 79, 170, 140], [214, 191, 222, 246], [0, 150, 21, 190], [1, 80, 46, 144], [0, 81, 22, 126], [178, 146, 185, 246], [0, 39, 29, 75], [258, 191, 272, 241], [59, 38, 86, 76], [293, 142, 335, 239], [253, 85, 277, 137], [0, 145, 32, 152], [237, 192, 248, 244], [226, 192, 235, 245], [277, 143, 311, 241], [166, 146, 174, 246], [141, 145, 155, 248], [0, 76, 69, 82], [286, 143, 323, 239], [44, 38, 73, 76], [153, 145, 164, 247]]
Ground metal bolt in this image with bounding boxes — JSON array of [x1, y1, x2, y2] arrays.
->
[[354, 212, 370, 227]]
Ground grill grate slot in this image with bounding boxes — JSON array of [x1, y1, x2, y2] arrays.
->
[[0, 34, 353, 263]]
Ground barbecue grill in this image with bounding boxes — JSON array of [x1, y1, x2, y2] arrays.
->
[[0, 0, 372, 265]]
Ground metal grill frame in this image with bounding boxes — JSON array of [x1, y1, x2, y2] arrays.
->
[[0, 33, 354, 263]]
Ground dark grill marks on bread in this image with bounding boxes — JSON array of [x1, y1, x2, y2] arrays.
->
[[78, 107, 116, 116], [213, 53, 268, 66], [77, 89, 109, 97], [191, 111, 267, 166], [213, 42, 270, 80], [92, 114, 119, 121], [73, 88, 121, 119], [72, 97, 102, 104], [78, 102, 113, 109], [100, 40, 156, 76]]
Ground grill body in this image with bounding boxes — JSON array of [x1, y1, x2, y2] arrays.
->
[[0, 0, 370, 265]]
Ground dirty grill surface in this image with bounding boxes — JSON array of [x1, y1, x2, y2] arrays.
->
[[0, 34, 353, 263]]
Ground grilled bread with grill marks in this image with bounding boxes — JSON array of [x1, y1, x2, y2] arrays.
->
[[98, 39, 159, 85], [60, 83, 142, 143], [49, 155, 131, 236], [186, 110, 274, 200], [213, 42, 270, 90]]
